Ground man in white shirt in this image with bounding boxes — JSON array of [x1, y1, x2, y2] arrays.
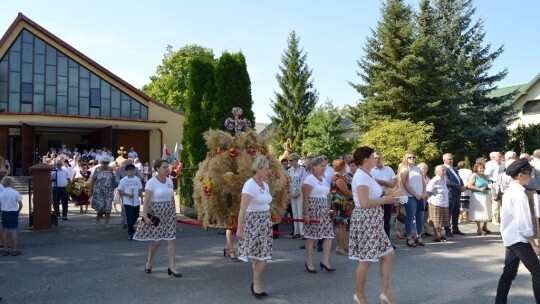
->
[[134, 158, 144, 179], [495, 158, 540, 303], [51, 160, 72, 221], [320, 152, 334, 188], [485, 151, 505, 225], [371, 152, 397, 238]]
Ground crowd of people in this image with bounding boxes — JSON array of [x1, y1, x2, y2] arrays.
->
[[2, 145, 540, 303]]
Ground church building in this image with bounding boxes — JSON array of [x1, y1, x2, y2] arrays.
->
[[0, 13, 184, 175]]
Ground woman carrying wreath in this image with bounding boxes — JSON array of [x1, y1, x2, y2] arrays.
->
[[236, 156, 273, 298], [303, 156, 335, 273]]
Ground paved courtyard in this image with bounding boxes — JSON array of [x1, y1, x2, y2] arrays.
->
[[0, 195, 537, 303]]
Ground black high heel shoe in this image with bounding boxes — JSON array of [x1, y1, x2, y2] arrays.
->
[[251, 282, 265, 298], [305, 263, 317, 274], [167, 267, 182, 277], [319, 262, 336, 272], [223, 249, 229, 257], [144, 260, 152, 274]]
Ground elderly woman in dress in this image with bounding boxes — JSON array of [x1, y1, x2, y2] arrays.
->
[[350, 147, 398, 304], [236, 156, 273, 298], [399, 153, 426, 247], [88, 156, 115, 228], [468, 163, 492, 235], [134, 159, 180, 277], [303, 156, 335, 273], [426, 165, 450, 242]]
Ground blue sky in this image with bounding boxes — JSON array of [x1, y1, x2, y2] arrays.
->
[[1, 1, 539, 123]]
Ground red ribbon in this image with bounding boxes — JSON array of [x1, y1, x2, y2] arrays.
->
[[176, 220, 282, 236], [281, 217, 320, 224]]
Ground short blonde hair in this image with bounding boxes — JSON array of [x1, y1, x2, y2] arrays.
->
[[288, 153, 300, 161], [252, 156, 269, 174]]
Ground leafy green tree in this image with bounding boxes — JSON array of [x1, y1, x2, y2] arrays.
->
[[182, 58, 216, 167], [301, 100, 355, 159], [270, 31, 318, 153], [212, 51, 254, 128], [506, 124, 540, 155], [359, 119, 441, 169], [142, 44, 215, 111]]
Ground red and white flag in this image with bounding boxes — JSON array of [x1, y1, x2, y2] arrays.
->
[[162, 144, 169, 160]]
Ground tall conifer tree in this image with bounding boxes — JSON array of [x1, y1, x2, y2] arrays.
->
[[350, 0, 417, 128], [270, 31, 318, 153], [182, 59, 216, 166], [433, 0, 517, 155], [213, 52, 254, 129]]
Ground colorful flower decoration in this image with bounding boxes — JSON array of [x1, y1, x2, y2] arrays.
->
[[224, 107, 252, 135], [229, 146, 238, 158], [270, 210, 278, 224], [203, 179, 212, 196], [229, 212, 238, 228], [246, 144, 257, 156]]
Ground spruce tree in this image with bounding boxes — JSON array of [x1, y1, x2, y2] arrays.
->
[[212, 51, 255, 129], [270, 31, 318, 153], [182, 58, 216, 166], [409, 0, 459, 150], [350, 0, 417, 128], [433, 0, 517, 156]]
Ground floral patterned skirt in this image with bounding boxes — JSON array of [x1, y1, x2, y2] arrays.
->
[[133, 201, 177, 241], [238, 211, 272, 262], [304, 196, 334, 239], [349, 207, 393, 262]]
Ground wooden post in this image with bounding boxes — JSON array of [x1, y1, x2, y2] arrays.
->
[[29, 162, 54, 231]]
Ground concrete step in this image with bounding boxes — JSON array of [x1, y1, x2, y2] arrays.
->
[[11, 176, 32, 194]]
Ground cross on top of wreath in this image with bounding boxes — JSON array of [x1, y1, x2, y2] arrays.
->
[[224, 107, 252, 135]]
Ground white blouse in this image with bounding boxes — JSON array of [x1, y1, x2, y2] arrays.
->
[[404, 166, 423, 197], [352, 169, 383, 208], [426, 175, 449, 208], [145, 177, 174, 202], [303, 174, 330, 198], [501, 182, 534, 247], [242, 178, 272, 212]]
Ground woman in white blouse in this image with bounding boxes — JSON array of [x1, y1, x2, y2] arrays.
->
[[133, 159, 181, 277], [426, 165, 450, 242], [237, 156, 273, 298], [399, 153, 426, 247], [350, 146, 399, 304], [303, 156, 335, 273]]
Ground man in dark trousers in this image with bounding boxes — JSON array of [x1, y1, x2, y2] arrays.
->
[[442, 153, 466, 237], [495, 158, 540, 303]]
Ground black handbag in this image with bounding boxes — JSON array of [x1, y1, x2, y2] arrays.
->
[[143, 213, 160, 227]]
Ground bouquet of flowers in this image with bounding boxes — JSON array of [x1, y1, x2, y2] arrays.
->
[[66, 177, 90, 205]]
